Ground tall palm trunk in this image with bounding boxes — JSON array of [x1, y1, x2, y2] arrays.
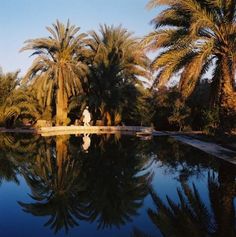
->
[[219, 55, 236, 130], [56, 69, 68, 126]]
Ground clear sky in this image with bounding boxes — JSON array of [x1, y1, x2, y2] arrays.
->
[[0, 0, 161, 75]]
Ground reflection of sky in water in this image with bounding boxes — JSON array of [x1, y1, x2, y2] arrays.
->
[[0, 134, 235, 237]]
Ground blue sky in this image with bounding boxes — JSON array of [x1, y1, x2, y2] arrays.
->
[[0, 0, 160, 75]]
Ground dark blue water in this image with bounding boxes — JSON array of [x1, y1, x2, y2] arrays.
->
[[0, 133, 235, 237]]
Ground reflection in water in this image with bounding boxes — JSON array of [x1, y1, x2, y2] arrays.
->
[[0, 133, 41, 185], [82, 134, 91, 152], [18, 135, 87, 233], [0, 150, 18, 185], [153, 136, 218, 181], [13, 135, 153, 233], [0, 134, 235, 236], [142, 163, 236, 237], [76, 135, 153, 229]]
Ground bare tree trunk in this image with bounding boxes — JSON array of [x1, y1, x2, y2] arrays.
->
[[56, 70, 68, 126], [219, 56, 236, 131]]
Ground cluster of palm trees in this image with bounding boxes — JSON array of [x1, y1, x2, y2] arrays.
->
[[19, 20, 150, 126], [0, 0, 236, 131]]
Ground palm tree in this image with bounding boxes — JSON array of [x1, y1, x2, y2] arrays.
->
[[144, 0, 236, 129], [0, 69, 19, 106], [1, 88, 41, 127], [0, 69, 19, 126], [21, 20, 89, 125], [86, 25, 150, 125]]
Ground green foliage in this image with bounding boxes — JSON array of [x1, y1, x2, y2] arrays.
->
[[21, 20, 89, 125], [149, 83, 221, 132], [150, 86, 182, 130], [0, 88, 41, 127], [202, 107, 219, 135], [145, 0, 236, 130], [0, 69, 19, 106], [0, 70, 41, 127], [126, 85, 153, 126], [168, 99, 191, 131], [86, 25, 151, 125]]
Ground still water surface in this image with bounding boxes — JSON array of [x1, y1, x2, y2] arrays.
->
[[0, 133, 235, 237]]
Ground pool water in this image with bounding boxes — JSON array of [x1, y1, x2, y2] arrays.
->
[[0, 133, 235, 237]]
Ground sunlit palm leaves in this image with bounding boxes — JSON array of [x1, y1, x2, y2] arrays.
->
[[144, 0, 236, 128], [0, 69, 19, 105], [2, 89, 41, 127], [86, 25, 150, 125], [21, 20, 89, 125]]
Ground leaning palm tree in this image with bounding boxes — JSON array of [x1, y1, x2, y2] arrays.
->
[[86, 25, 150, 125], [144, 0, 236, 129], [21, 20, 89, 125]]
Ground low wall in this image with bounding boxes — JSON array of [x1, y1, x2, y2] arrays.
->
[[38, 126, 153, 136]]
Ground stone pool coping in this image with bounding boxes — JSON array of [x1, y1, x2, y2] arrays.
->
[[37, 125, 154, 136], [0, 126, 153, 136], [158, 131, 236, 165]]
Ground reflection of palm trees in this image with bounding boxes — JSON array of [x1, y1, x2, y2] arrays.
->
[[77, 136, 153, 229], [146, 164, 236, 237], [18, 136, 88, 233], [0, 133, 42, 185], [153, 137, 217, 181], [0, 153, 19, 185], [17, 135, 153, 233], [0, 133, 39, 156]]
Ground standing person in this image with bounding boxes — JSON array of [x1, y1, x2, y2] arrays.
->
[[82, 106, 91, 126]]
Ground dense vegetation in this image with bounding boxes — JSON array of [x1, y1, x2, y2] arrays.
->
[[0, 0, 236, 133], [144, 0, 236, 132]]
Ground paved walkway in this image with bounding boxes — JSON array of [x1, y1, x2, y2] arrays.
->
[[152, 131, 236, 164], [170, 134, 236, 165]]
